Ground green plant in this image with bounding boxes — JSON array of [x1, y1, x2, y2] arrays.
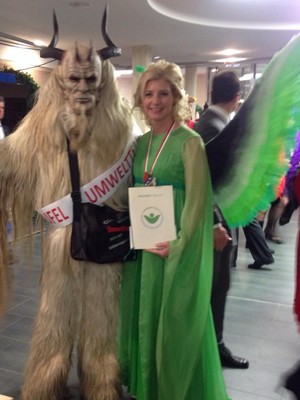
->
[[1, 66, 39, 110]]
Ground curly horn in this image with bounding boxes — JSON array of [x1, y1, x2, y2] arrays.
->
[[40, 10, 64, 60], [98, 5, 121, 60]]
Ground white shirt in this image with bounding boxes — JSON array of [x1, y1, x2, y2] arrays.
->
[[0, 122, 5, 140]]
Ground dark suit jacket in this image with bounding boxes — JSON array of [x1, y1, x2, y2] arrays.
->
[[194, 108, 229, 187], [194, 107, 228, 227], [194, 108, 227, 146], [3, 125, 11, 136]]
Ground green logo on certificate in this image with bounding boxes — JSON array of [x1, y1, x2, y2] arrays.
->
[[142, 207, 163, 228], [129, 185, 176, 249]]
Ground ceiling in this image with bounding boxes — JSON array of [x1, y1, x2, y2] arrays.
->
[[1, 0, 300, 71]]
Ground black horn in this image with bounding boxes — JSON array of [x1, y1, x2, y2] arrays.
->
[[98, 5, 121, 60], [40, 10, 64, 60]]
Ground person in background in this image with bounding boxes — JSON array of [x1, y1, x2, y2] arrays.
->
[[203, 101, 209, 111], [186, 94, 196, 129], [231, 218, 275, 270], [194, 70, 249, 369], [119, 60, 230, 400], [195, 103, 203, 119], [291, 171, 300, 333], [264, 195, 288, 245], [0, 96, 11, 139], [281, 170, 300, 399]]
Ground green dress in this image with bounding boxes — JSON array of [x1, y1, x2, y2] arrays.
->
[[119, 126, 230, 400]]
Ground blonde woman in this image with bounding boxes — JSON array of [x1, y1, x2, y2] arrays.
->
[[119, 60, 230, 400]]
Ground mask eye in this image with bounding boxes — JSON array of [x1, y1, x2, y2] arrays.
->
[[86, 76, 97, 83], [69, 75, 80, 82]]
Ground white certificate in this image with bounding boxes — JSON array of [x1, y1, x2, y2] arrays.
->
[[128, 185, 177, 249]]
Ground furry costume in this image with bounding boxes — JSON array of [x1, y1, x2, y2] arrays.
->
[[0, 9, 134, 400]]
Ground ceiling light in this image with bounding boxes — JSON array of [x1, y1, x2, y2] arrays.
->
[[3, 46, 41, 70], [219, 49, 241, 56], [213, 57, 247, 63]]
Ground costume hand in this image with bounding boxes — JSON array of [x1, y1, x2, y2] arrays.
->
[[214, 226, 231, 251], [145, 242, 169, 258]]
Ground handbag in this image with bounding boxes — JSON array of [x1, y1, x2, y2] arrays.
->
[[67, 139, 134, 264]]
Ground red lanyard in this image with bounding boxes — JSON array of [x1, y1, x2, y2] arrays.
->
[[143, 122, 175, 184]]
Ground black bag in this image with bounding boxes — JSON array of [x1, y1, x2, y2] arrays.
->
[[71, 202, 133, 263], [67, 140, 134, 264]]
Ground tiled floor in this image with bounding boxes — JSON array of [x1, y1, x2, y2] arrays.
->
[[223, 213, 300, 400], [0, 214, 299, 399]]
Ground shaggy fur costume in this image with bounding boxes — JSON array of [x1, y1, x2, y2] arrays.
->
[[0, 44, 133, 400]]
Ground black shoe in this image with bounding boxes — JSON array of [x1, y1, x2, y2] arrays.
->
[[218, 343, 249, 369], [283, 363, 300, 399], [248, 261, 272, 270]]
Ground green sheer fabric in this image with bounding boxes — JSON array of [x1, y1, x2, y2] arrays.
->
[[119, 126, 230, 400]]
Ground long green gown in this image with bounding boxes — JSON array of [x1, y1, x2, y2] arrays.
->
[[119, 125, 230, 400]]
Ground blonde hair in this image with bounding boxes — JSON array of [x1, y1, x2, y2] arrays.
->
[[133, 59, 190, 125]]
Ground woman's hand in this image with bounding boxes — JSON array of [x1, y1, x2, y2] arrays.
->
[[145, 242, 169, 258]]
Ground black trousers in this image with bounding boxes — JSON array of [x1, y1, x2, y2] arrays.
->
[[211, 241, 234, 343], [231, 218, 274, 267], [243, 218, 274, 265], [283, 361, 300, 399]]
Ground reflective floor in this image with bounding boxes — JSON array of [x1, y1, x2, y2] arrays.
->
[[223, 213, 299, 400], [0, 213, 299, 399]]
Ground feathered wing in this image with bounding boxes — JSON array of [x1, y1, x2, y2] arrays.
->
[[206, 33, 300, 228]]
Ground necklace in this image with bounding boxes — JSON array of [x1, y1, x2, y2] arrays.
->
[[143, 121, 175, 186]]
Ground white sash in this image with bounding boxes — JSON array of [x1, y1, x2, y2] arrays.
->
[[36, 142, 135, 227]]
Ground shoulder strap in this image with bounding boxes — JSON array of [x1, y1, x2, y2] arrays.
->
[[66, 139, 82, 220]]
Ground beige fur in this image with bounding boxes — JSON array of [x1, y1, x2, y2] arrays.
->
[[0, 45, 133, 399]]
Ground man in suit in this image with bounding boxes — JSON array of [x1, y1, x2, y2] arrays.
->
[[194, 70, 249, 368], [0, 96, 11, 139]]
